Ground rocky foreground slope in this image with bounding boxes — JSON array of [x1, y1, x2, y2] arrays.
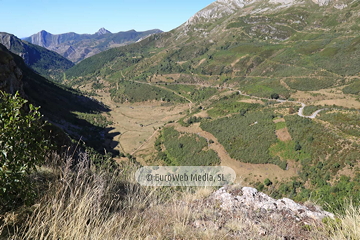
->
[[191, 185, 334, 239]]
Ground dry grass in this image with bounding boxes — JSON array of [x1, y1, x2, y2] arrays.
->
[[0, 153, 226, 239], [0, 152, 358, 239], [327, 203, 360, 240]]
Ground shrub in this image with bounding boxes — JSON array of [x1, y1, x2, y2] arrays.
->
[[0, 91, 51, 210], [264, 178, 273, 186], [271, 93, 279, 99]]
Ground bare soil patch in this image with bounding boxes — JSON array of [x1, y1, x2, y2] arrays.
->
[[239, 99, 264, 104], [291, 87, 360, 109], [273, 118, 285, 123], [85, 88, 189, 155], [276, 127, 292, 141]]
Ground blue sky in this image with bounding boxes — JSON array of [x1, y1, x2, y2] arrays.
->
[[1, 0, 215, 38]]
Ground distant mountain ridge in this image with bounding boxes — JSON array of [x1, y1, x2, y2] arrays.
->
[[24, 28, 163, 63], [0, 32, 74, 81]]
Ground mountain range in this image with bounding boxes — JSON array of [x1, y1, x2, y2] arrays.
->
[[0, 32, 74, 81], [23, 28, 163, 63]]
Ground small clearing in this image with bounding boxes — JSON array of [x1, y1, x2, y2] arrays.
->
[[276, 127, 292, 141]]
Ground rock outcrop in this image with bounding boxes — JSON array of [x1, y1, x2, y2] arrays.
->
[[96, 27, 111, 36], [188, 185, 333, 239], [213, 186, 334, 221], [183, 0, 341, 27]]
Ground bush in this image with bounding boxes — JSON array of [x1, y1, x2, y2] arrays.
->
[[264, 178, 273, 186], [0, 91, 51, 210], [271, 93, 279, 99]]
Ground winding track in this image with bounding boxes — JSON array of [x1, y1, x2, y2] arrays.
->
[[127, 82, 327, 156], [132, 80, 326, 119], [297, 102, 327, 119], [235, 90, 326, 119]]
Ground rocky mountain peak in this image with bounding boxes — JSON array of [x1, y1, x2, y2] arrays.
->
[[96, 27, 111, 35], [183, 0, 340, 27], [39, 30, 49, 35]]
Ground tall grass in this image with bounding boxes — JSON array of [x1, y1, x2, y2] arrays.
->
[[327, 203, 360, 240], [0, 152, 358, 239], [0, 152, 224, 239]]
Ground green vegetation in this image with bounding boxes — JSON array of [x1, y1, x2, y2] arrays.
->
[[206, 93, 261, 117], [109, 81, 187, 103], [164, 84, 217, 102], [0, 92, 52, 211], [74, 112, 113, 128], [62, 0, 360, 101], [270, 140, 310, 161], [319, 111, 360, 137], [275, 121, 286, 130], [343, 80, 360, 95], [201, 110, 287, 169], [302, 105, 325, 116], [278, 115, 360, 210], [156, 127, 220, 166], [284, 77, 336, 91]]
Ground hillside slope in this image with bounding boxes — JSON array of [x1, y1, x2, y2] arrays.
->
[[66, 0, 360, 99], [63, 0, 360, 211], [0, 43, 115, 153]]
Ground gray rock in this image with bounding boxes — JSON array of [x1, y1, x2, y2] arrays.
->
[[212, 186, 334, 221]]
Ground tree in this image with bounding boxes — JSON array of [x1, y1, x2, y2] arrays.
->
[[270, 93, 279, 99], [0, 91, 51, 210]]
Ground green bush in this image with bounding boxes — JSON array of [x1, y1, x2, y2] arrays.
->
[[264, 178, 273, 186], [0, 91, 51, 210]]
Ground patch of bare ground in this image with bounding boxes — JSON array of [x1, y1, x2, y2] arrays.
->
[[86, 89, 188, 155], [276, 127, 292, 141], [149, 73, 181, 83], [193, 110, 209, 118], [132, 130, 161, 165], [238, 98, 264, 104], [336, 165, 357, 180], [273, 118, 285, 123], [291, 86, 360, 109], [170, 122, 298, 184]]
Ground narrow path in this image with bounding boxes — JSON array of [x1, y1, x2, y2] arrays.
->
[[140, 81, 326, 119]]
